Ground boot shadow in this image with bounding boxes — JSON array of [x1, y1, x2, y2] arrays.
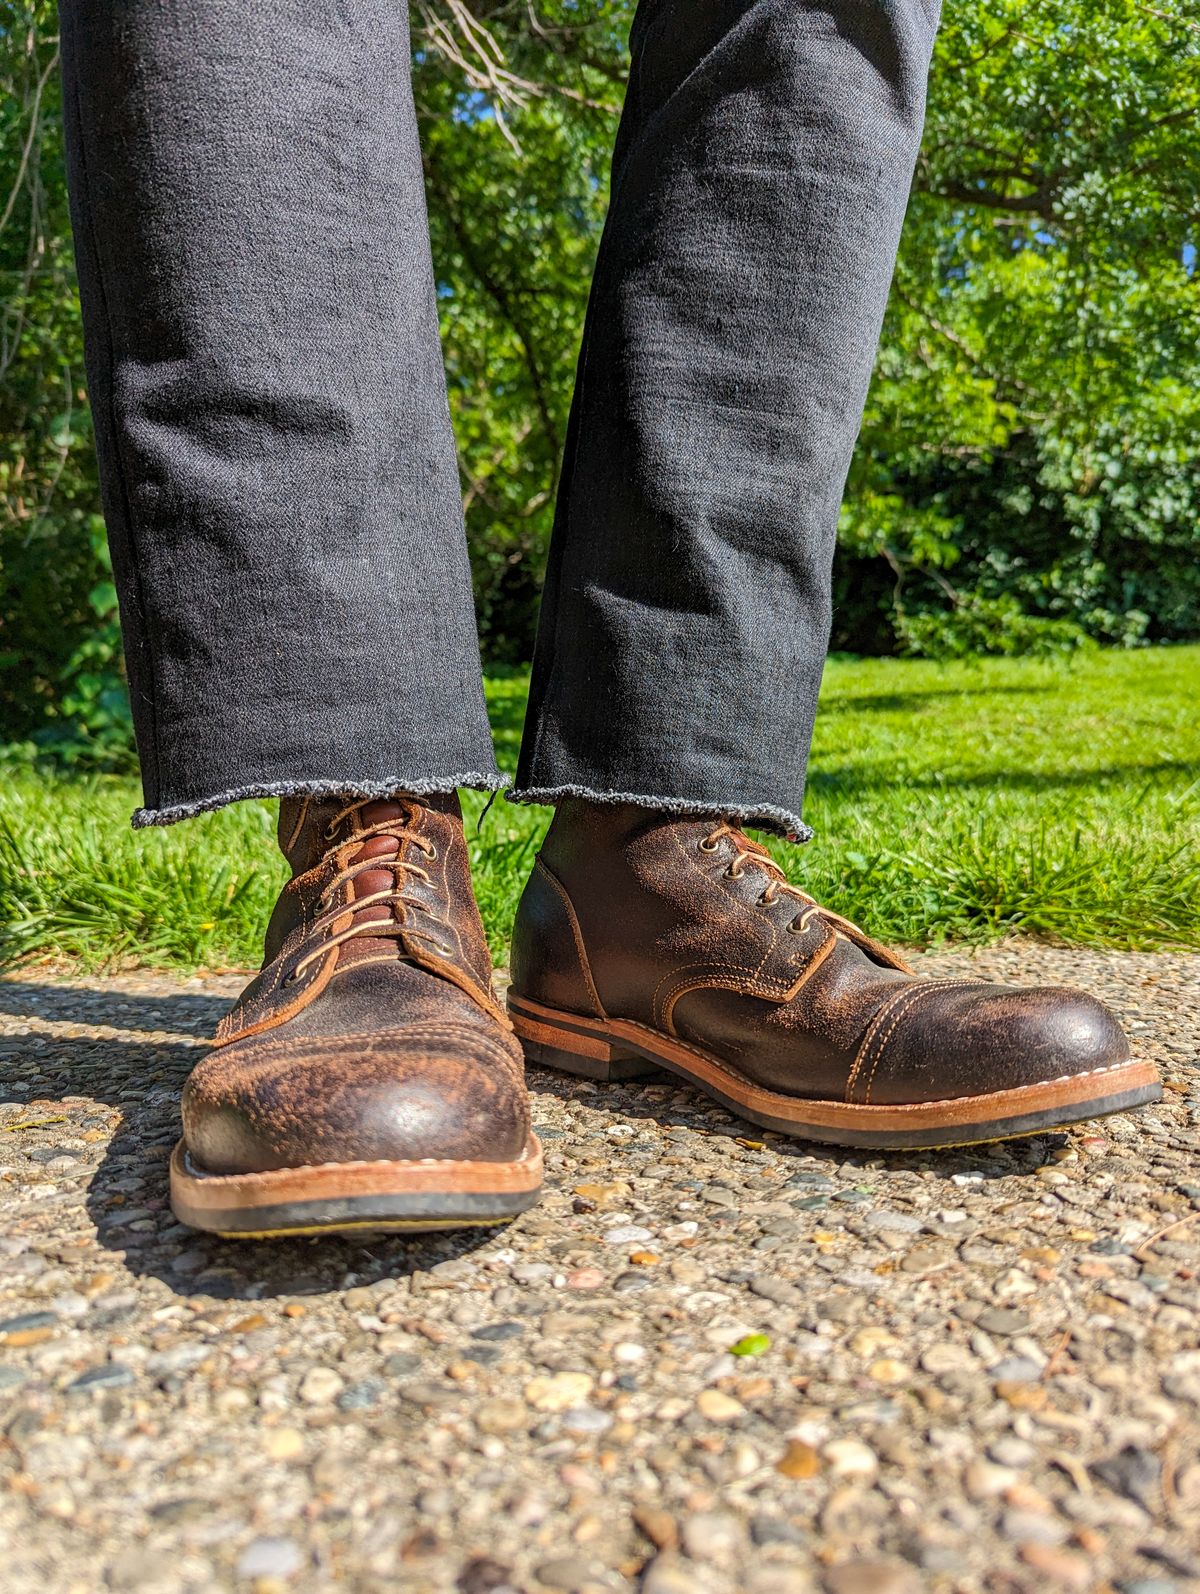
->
[[1, 978, 516, 1301]]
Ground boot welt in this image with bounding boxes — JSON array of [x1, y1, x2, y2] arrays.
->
[[169, 1134, 543, 1237], [508, 995, 1161, 1150]]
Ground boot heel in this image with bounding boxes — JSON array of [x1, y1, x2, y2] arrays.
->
[[508, 1003, 661, 1083]]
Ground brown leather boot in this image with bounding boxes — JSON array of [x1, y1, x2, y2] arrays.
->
[[508, 801, 1160, 1150], [171, 794, 541, 1236]]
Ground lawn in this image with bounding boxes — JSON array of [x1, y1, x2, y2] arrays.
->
[[1, 646, 1197, 971]]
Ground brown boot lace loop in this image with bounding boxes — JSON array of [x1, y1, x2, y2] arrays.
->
[[698, 821, 870, 943], [286, 798, 453, 981]]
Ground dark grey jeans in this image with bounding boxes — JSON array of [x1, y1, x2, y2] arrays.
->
[[59, 0, 938, 839]]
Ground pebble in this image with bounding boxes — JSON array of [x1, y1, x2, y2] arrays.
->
[[824, 1562, 919, 1594], [1002, 1509, 1068, 1546], [298, 1366, 344, 1404], [525, 1372, 593, 1412], [1019, 1544, 1093, 1588], [1, 954, 1196, 1592], [823, 1440, 878, 1478], [696, 1389, 744, 1421], [67, 1362, 133, 1393], [680, 1511, 742, 1561], [234, 1537, 304, 1580], [641, 1556, 712, 1594]]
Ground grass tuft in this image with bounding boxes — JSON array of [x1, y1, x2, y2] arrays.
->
[[1, 645, 1197, 971]]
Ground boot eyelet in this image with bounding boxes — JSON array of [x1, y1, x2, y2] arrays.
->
[[786, 920, 806, 935], [422, 842, 438, 861], [697, 836, 719, 853], [724, 864, 743, 880]]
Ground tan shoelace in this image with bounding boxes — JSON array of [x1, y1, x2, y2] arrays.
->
[[698, 820, 869, 942], [288, 798, 452, 980]]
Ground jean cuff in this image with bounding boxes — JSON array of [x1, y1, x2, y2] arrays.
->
[[132, 772, 509, 829], [503, 783, 813, 843]]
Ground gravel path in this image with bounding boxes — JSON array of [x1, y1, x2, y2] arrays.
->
[[1, 946, 1198, 1594]]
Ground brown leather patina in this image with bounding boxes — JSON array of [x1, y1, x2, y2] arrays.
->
[[181, 794, 531, 1179], [508, 801, 1159, 1147]]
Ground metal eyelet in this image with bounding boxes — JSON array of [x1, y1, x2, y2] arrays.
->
[[422, 842, 438, 861], [724, 864, 743, 880], [697, 836, 719, 853], [786, 919, 807, 935]]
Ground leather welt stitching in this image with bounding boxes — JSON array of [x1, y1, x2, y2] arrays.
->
[[846, 979, 958, 1101], [861, 985, 944, 1106], [851, 980, 968, 1105], [283, 795, 312, 854], [534, 857, 606, 1019], [215, 948, 337, 1046], [652, 959, 783, 1031]]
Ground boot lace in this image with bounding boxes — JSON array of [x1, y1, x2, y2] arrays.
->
[[288, 797, 453, 980], [697, 820, 870, 943]]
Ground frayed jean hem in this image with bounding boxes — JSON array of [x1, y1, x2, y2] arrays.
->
[[504, 784, 813, 844], [132, 772, 509, 829]]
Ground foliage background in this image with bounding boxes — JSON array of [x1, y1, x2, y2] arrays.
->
[[1, 0, 1198, 768]]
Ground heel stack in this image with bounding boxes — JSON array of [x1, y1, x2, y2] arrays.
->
[[508, 1001, 661, 1083]]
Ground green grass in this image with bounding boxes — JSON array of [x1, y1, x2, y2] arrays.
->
[[2, 647, 1197, 971]]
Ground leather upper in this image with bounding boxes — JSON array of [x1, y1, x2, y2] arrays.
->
[[183, 794, 529, 1174], [510, 801, 1132, 1105]]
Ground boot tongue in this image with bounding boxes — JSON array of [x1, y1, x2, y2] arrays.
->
[[338, 799, 420, 962]]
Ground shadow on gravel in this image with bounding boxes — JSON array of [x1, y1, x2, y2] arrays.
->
[[3, 977, 1063, 1303], [2, 979, 501, 1302]]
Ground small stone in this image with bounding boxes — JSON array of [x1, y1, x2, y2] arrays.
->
[[823, 1440, 878, 1478], [750, 1516, 807, 1548], [849, 1328, 897, 1356], [525, 1372, 593, 1412], [477, 1396, 528, 1434], [337, 1378, 385, 1411], [976, 1308, 1030, 1335], [867, 1359, 909, 1384], [561, 1405, 613, 1436], [67, 1362, 133, 1393], [641, 1554, 710, 1594], [604, 1225, 653, 1244], [0, 1311, 57, 1337], [472, 1320, 525, 1342], [512, 1262, 554, 1284], [863, 1210, 922, 1233], [777, 1441, 822, 1479], [535, 1553, 605, 1590], [1018, 1544, 1092, 1588], [1092, 1445, 1160, 1508], [964, 1459, 1018, 1499], [456, 1558, 515, 1593], [681, 1511, 742, 1561], [298, 1366, 344, 1405], [824, 1561, 918, 1594], [235, 1536, 304, 1580], [1001, 1510, 1068, 1546], [632, 1506, 678, 1550], [748, 1274, 802, 1306], [264, 1427, 305, 1461], [0, 1367, 29, 1393], [566, 1269, 605, 1290], [990, 1356, 1043, 1383], [696, 1389, 744, 1422]]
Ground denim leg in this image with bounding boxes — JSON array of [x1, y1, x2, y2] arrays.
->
[[58, 0, 501, 826], [513, 0, 940, 840]]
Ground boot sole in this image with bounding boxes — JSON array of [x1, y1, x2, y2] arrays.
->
[[508, 994, 1162, 1150], [169, 1134, 543, 1238]]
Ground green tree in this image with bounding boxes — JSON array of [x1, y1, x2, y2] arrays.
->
[[1, 0, 1197, 759]]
